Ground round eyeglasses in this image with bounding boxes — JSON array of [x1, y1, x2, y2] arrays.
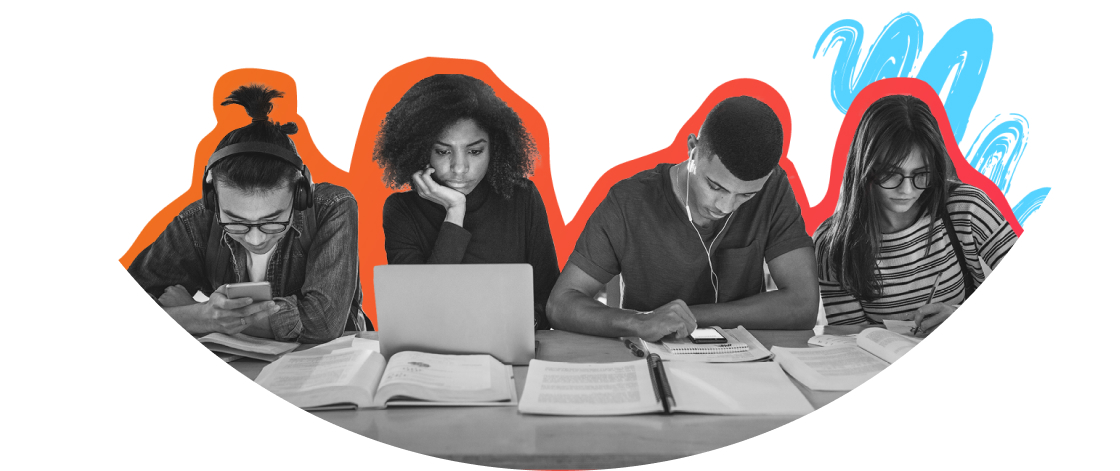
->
[[876, 171, 931, 190]]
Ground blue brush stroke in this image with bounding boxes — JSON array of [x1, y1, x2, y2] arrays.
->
[[814, 14, 993, 144], [1012, 187, 1049, 225], [915, 19, 993, 143], [964, 114, 1029, 195], [813, 13, 922, 115], [815, 13, 1047, 228]]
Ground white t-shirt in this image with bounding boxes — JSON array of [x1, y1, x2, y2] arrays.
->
[[246, 245, 278, 283]]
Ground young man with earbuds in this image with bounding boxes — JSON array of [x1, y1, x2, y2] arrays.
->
[[547, 96, 818, 341]]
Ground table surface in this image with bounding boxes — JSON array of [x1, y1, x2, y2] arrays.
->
[[229, 327, 858, 469]]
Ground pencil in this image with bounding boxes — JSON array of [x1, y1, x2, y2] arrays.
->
[[926, 270, 942, 305], [913, 271, 943, 335]]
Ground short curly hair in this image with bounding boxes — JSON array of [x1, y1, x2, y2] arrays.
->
[[372, 74, 538, 199]]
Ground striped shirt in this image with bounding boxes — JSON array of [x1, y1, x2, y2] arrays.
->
[[815, 184, 1018, 325]]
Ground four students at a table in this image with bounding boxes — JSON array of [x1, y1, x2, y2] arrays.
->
[[128, 77, 1019, 344]]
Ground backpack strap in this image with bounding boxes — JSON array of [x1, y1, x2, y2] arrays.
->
[[940, 209, 976, 299]]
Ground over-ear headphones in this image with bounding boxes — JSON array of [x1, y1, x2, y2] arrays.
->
[[202, 141, 315, 212]]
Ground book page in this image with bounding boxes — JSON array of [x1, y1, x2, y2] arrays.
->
[[772, 345, 888, 391], [372, 353, 512, 406], [518, 359, 659, 415], [666, 362, 814, 415], [379, 352, 491, 391], [256, 349, 372, 394], [857, 327, 919, 363]]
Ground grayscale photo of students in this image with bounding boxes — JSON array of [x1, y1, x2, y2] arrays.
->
[[813, 94, 1018, 335], [547, 95, 819, 341], [374, 74, 559, 330], [128, 84, 366, 343]]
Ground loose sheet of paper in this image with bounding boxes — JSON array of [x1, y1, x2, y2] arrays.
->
[[808, 334, 858, 347], [882, 320, 924, 341], [256, 349, 372, 394], [518, 359, 658, 415], [199, 332, 299, 355], [379, 352, 491, 392], [296, 335, 381, 356]]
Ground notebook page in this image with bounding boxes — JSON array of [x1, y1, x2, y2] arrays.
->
[[518, 359, 659, 415]]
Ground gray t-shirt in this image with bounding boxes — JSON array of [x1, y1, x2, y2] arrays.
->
[[569, 163, 812, 311]]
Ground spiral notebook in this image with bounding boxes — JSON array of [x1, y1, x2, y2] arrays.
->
[[633, 326, 773, 362]]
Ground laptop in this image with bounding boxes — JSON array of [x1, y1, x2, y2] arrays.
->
[[374, 264, 536, 365]]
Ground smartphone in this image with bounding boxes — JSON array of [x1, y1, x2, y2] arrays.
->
[[688, 328, 728, 344], [217, 281, 272, 302]]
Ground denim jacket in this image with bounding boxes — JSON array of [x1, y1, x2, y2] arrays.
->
[[128, 182, 364, 343]]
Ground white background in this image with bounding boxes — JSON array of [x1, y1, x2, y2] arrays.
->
[[4, 2, 1115, 469]]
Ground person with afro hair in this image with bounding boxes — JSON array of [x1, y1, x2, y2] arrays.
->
[[374, 74, 559, 330]]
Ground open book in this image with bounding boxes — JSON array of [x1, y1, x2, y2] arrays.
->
[[518, 354, 813, 416], [254, 339, 517, 410], [772, 327, 918, 391]]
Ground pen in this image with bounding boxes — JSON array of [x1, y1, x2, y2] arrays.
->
[[623, 338, 645, 358], [913, 270, 943, 335]]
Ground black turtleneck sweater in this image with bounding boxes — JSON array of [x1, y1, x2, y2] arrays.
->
[[382, 180, 559, 329]]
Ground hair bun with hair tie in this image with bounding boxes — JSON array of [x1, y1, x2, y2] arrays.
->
[[251, 116, 270, 123]]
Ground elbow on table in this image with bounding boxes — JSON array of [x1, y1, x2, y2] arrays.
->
[[787, 304, 817, 330], [785, 289, 820, 330], [544, 292, 566, 331]]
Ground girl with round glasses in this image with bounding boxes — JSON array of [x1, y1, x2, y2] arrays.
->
[[813, 95, 1018, 335]]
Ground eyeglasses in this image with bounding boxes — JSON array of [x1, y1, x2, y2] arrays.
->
[[876, 171, 931, 189], [216, 194, 294, 235], [217, 218, 292, 235]]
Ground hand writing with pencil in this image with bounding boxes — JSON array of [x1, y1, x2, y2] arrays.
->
[[911, 303, 957, 337]]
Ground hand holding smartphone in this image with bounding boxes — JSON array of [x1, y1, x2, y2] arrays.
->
[[216, 281, 272, 302]]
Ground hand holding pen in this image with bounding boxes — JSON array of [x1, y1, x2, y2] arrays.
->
[[911, 270, 958, 337]]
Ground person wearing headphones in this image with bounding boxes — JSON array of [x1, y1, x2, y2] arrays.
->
[[128, 84, 364, 343], [547, 96, 818, 342]]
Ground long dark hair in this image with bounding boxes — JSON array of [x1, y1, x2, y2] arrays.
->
[[817, 95, 959, 301], [372, 74, 537, 199], [211, 84, 301, 191]]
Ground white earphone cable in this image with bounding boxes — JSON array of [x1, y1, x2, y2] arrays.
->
[[681, 154, 732, 304]]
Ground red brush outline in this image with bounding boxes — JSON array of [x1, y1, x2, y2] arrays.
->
[[118, 60, 1021, 330]]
